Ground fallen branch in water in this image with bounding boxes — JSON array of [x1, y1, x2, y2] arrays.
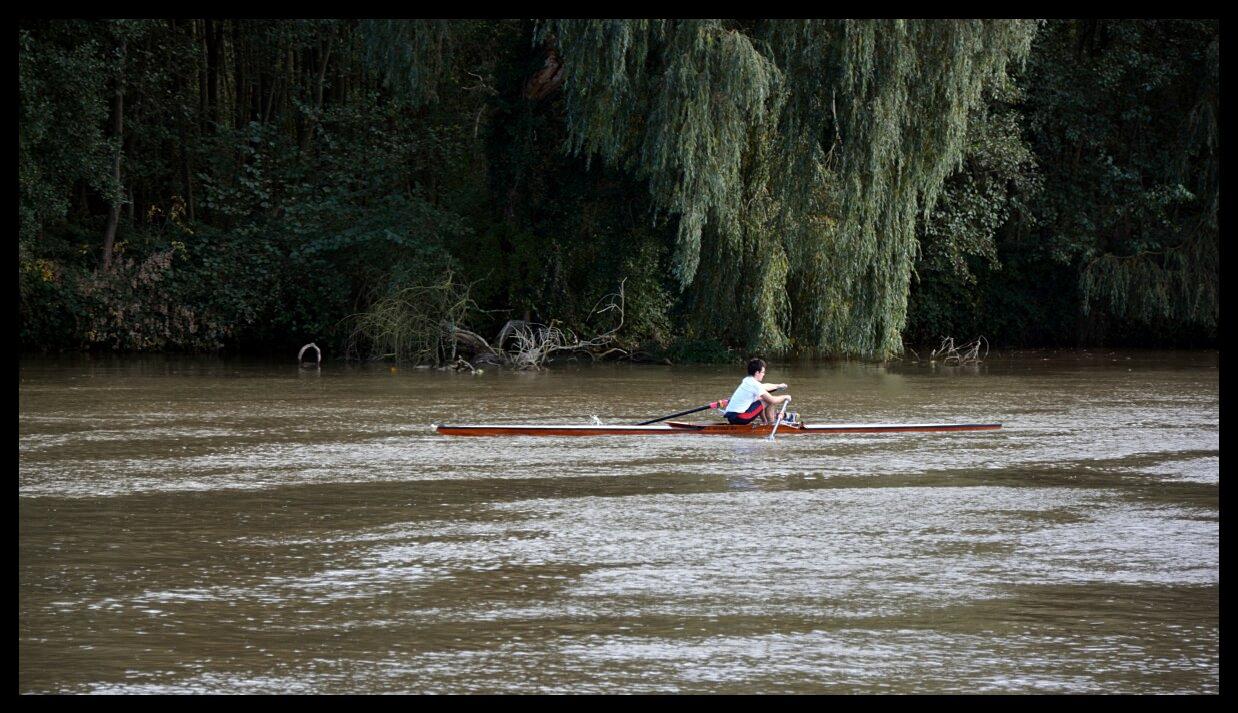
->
[[344, 274, 628, 370], [495, 279, 626, 370], [930, 336, 989, 365]]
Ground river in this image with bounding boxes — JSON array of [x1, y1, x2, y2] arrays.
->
[[18, 350, 1219, 693]]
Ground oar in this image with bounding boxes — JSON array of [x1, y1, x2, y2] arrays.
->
[[636, 386, 786, 426], [637, 399, 729, 425], [766, 397, 792, 441]]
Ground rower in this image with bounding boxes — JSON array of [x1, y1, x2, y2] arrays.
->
[[723, 358, 796, 425]]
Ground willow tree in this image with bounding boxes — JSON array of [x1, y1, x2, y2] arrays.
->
[[543, 21, 782, 285], [541, 19, 1038, 358]]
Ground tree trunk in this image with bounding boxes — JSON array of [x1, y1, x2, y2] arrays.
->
[[264, 71, 278, 125], [78, 181, 90, 217], [262, 33, 281, 126], [288, 44, 297, 137], [180, 87, 195, 222], [233, 20, 246, 129], [205, 19, 222, 126], [101, 37, 127, 272], [182, 128, 195, 222], [299, 34, 333, 154], [522, 47, 564, 101], [173, 20, 196, 222], [197, 20, 208, 131], [253, 61, 265, 126]]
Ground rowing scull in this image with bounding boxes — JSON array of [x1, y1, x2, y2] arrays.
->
[[433, 421, 1002, 437]]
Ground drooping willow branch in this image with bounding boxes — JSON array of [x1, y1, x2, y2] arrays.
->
[[542, 19, 1037, 359]]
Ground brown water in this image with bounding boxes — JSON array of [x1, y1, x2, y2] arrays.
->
[[19, 351, 1218, 694]]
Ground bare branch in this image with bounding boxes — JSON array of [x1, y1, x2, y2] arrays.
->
[[930, 335, 988, 365]]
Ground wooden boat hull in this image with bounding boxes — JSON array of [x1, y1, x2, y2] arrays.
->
[[433, 421, 1002, 437]]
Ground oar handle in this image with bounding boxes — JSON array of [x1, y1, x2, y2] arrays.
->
[[767, 396, 792, 441]]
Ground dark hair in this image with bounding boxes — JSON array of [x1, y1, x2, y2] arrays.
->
[[747, 358, 766, 376]]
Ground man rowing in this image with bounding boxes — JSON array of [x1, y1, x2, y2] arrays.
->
[[723, 358, 796, 425]]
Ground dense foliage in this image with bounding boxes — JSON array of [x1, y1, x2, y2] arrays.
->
[[18, 19, 1218, 362], [904, 19, 1219, 349]]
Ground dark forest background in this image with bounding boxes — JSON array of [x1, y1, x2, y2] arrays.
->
[[18, 19, 1218, 363]]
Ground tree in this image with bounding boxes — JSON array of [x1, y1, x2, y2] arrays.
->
[[18, 21, 112, 250], [541, 19, 1038, 358], [1024, 20, 1218, 340]]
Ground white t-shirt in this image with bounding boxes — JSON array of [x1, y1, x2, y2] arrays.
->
[[725, 376, 765, 414]]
